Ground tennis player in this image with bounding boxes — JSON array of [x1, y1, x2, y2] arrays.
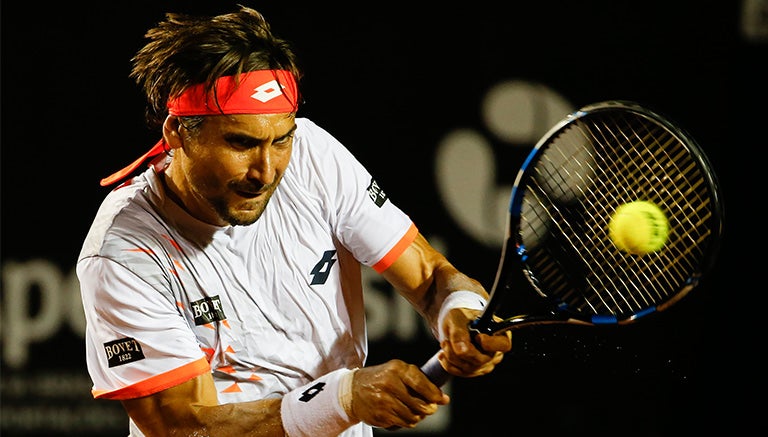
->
[[77, 5, 511, 436]]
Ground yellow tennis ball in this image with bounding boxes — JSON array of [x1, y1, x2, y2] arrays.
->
[[608, 200, 669, 255]]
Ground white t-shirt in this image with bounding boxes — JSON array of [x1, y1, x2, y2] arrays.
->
[[77, 117, 417, 436]]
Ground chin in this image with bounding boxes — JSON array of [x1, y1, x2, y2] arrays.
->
[[225, 207, 263, 226]]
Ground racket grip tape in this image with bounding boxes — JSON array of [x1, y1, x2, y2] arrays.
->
[[419, 352, 452, 387]]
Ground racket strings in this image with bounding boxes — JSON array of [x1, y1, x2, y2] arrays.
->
[[594, 115, 710, 310], [589, 117, 692, 304], [519, 109, 717, 321]]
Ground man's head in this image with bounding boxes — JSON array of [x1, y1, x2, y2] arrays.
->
[[131, 5, 301, 130], [129, 6, 302, 227]]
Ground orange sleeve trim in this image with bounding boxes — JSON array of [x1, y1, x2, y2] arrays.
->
[[372, 223, 418, 273], [92, 357, 210, 400]]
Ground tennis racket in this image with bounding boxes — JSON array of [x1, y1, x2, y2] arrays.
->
[[421, 100, 724, 387]]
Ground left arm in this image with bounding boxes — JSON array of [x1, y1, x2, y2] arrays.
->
[[380, 232, 512, 377]]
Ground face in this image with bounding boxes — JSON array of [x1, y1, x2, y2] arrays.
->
[[164, 113, 296, 227]]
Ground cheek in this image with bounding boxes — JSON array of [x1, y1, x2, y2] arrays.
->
[[274, 146, 293, 171], [185, 152, 240, 192], [275, 150, 292, 173]]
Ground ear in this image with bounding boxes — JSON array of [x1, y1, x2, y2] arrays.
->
[[162, 116, 184, 150]]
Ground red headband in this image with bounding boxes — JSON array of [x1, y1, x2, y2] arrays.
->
[[100, 70, 298, 187]]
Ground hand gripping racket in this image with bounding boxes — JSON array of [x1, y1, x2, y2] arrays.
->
[[421, 100, 724, 386]]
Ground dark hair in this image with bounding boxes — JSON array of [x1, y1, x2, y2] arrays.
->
[[130, 5, 302, 130]]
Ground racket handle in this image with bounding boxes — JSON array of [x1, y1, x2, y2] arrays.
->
[[384, 353, 452, 431], [420, 352, 452, 387]]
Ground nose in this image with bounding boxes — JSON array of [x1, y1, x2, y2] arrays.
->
[[245, 146, 276, 185]]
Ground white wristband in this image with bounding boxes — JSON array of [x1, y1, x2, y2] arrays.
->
[[435, 290, 488, 342], [281, 368, 359, 437]]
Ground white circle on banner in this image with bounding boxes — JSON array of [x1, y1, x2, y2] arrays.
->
[[435, 80, 573, 247], [482, 80, 573, 144]]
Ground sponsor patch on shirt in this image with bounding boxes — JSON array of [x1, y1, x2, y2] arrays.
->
[[104, 337, 145, 367], [191, 295, 227, 325], [367, 178, 388, 207]]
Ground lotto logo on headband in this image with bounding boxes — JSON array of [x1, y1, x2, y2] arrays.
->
[[168, 69, 298, 116], [251, 79, 287, 103]]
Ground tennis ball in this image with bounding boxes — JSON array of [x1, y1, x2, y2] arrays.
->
[[608, 200, 669, 255]]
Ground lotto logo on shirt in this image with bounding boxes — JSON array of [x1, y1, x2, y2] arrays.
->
[[367, 178, 388, 207], [191, 295, 227, 325], [103, 337, 145, 367]]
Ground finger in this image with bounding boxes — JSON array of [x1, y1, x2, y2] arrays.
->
[[474, 330, 512, 354], [438, 350, 504, 377], [359, 363, 448, 428], [400, 364, 449, 406], [367, 400, 424, 429], [440, 312, 475, 354], [439, 331, 509, 376], [373, 389, 442, 428], [391, 370, 448, 428]]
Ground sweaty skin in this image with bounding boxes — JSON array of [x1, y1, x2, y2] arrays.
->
[[162, 113, 297, 227]]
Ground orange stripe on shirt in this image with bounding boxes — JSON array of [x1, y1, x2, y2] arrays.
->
[[162, 234, 182, 251], [372, 223, 418, 273], [125, 247, 155, 254], [222, 382, 242, 393], [217, 365, 236, 374], [92, 357, 210, 400]]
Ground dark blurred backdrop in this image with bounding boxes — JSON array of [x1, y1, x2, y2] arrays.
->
[[2, 1, 764, 436]]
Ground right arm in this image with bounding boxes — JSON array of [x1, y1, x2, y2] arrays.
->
[[122, 373, 284, 437], [122, 360, 448, 436]]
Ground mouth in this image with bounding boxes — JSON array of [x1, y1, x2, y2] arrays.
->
[[231, 181, 268, 197], [234, 189, 263, 199]]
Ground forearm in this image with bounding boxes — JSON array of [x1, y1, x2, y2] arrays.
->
[[433, 263, 488, 301], [194, 399, 285, 437], [382, 233, 488, 330], [123, 369, 359, 437], [124, 394, 284, 437], [121, 372, 284, 437]]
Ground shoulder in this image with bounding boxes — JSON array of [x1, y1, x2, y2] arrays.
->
[[294, 118, 339, 149], [78, 171, 166, 262], [292, 117, 358, 165]]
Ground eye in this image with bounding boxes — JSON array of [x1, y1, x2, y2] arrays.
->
[[273, 133, 294, 148], [223, 134, 258, 150]]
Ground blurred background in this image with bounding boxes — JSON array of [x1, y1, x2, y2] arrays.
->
[[1, 1, 764, 435]]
